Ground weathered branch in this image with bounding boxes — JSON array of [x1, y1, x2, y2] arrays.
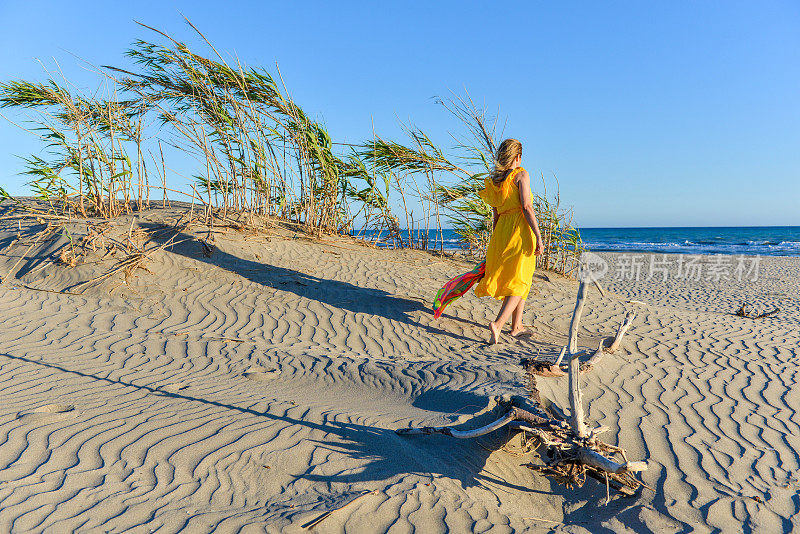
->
[[607, 310, 636, 353], [524, 359, 566, 377], [581, 338, 609, 373], [395, 406, 552, 439], [736, 302, 780, 319], [576, 448, 647, 474], [569, 354, 587, 438], [592, 279, 606, 297], [399, 278, 650, 499], [553, 345, 567, 367], [567, 282, 586, 356], [580, 310, 636, 374], [396, 410, 515, 438], [568, 281, 588, 438], [509, 423, 562, 446]]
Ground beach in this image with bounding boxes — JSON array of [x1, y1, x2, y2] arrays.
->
[[0, 207, 798, 532]]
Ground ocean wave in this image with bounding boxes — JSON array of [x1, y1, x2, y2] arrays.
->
[[585, 240, 800, 256], [353, 228, 800, 256]]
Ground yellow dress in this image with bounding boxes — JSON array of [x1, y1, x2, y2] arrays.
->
[[474, 167, 537, 300]]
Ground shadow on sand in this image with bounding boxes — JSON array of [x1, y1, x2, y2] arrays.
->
[[1, 348, 663, 532], [138, 222, 478, 344], [0, 219, 675, 530]]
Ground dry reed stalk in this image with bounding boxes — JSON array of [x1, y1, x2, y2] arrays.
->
[[0, 224, 60, 286], [2, 22, 584, 268], [301, 490, 380, 530], [73, 222, 191, 292]]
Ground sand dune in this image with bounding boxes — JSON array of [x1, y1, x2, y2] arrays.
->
[[0, 207, 798, 532]]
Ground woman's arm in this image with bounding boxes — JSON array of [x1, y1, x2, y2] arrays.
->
[[517, 169, 545, 256], [492, 207, 499, 230]]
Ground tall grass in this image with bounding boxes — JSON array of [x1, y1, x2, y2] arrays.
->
[[0, 20, 583, 275], [107, 21, 354, 233], [356, 95, 584, 274], [357, 126, 462, 251], [0, 79, 148, 217]]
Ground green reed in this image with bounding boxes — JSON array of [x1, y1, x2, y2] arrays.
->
[[0, 20, 583, 275], [0, 79, 148, 217]]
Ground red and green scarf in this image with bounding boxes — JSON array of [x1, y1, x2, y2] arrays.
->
[[432, 260, 485, 319]]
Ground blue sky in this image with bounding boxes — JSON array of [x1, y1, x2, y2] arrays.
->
[[1, 1, 798, 227]]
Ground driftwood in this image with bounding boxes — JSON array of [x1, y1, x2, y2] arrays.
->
[[396, 405, 556, 439], [580, 310, 636, 374], [736, 302, 779, 319], [397, 281, 648, 499], [396, 393, 648, 498], [567, 281, 588, 438], [607, 310, 635, 352], [524, 299, 635, 378], [526, 357, 567, 378], [592, 279, 606, 297]]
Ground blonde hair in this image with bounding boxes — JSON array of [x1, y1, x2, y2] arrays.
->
[[490, 138, 522, 182]]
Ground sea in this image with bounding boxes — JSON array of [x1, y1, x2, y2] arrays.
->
[[355, 227, 800, 257], [580, 226, 800, 256]]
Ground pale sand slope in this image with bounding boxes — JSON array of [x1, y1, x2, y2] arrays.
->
[[0, 208, 797, 532]]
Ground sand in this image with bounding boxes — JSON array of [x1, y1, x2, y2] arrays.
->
[[0, 206, 797, 532]]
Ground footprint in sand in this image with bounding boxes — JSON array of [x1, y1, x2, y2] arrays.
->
[[242, 367, 281, 381], [16, 404, 76, 423]]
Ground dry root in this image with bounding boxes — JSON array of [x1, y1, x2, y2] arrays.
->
[[524, 359, 567, 378], [736, 302, 779, 319], [396, 394, 649, 499], [58, 247, 77, 267], [399, 280, 649, 500], [1, 211, 197, 293]]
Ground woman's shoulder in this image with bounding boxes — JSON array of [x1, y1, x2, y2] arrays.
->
[[513, 167, 529, 181]]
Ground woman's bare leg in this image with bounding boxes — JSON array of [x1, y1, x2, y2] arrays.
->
[[510, 298, 533, 336], [510, 298, 526, 332], [489, 296, 521, 344]]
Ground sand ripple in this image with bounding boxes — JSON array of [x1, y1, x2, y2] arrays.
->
[[0, 216, 798, 531]]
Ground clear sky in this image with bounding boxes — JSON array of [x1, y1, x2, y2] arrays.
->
[[1, 1, 798, 227]]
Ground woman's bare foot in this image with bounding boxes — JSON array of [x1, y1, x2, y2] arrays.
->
[[489, 321, 502, 344], [509, 326, 535, 337]]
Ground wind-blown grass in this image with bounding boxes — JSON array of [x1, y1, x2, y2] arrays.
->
[[355, 95, 584, 274], [0, 19, 583, 275], [0, 79, 147, 217]]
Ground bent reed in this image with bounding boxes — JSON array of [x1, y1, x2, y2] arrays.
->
[[0, 19, 583, 276]]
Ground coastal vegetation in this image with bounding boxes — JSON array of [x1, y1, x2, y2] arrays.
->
[[0, 19, 583, 275]]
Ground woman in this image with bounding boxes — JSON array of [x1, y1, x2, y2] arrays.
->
[[474, 139, 544, 344]]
